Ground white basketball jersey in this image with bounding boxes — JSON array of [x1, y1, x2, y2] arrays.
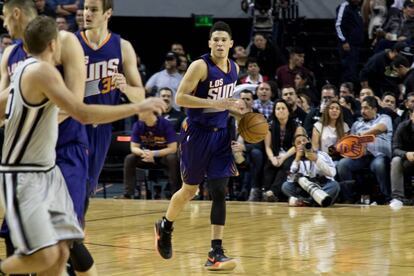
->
[[1, 58, 58, 171]]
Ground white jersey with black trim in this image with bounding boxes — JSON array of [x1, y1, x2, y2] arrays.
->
[[1, 58, 58, 171]]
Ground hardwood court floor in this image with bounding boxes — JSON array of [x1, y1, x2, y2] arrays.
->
[[4, 199, 414, 275]]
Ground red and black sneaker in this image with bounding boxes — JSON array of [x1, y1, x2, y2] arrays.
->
[[154, 219, 173, 259], [204, 247, 236, 271]]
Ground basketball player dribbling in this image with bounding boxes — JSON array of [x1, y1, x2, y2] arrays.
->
[[0, 16, 166, 275], [77, 0, 145, 197], [155, 21, 243, 271]]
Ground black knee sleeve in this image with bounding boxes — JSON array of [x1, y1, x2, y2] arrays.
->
[[70, 242, 94, 272], [208, 178, 228, 226]]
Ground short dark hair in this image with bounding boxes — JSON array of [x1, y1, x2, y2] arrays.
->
[[362, 95, 379, 109], [245, 57, 258, 68], [0, 33, 11, 42], [3, 0, 37, 16], [289, 46, 305, 56], [240, 89, 254, 98], [158, 87, 173, 95], [209, 21, 232, 39], [406, 92, 414, 99], [321, 84, 338, 96], [24, 15, 58, 55], [340, 82, 354, 94], [382, 92, 396, 100], [99, 0, 113, 12], [392, 54, 410, 68]]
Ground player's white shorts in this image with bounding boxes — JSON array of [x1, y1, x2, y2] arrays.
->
[[0, 166, 84, 255]]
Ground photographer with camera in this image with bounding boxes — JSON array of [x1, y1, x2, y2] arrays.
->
[[281, 133, 340, 207]]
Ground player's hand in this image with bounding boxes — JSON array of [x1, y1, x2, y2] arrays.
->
[[112, 72, 127, 93], [142, 150, 155, 163], [217, 98, 244, 113], [136, 98, 167, 115]]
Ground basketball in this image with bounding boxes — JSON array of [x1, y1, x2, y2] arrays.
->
[[238, 112, 269, 143]]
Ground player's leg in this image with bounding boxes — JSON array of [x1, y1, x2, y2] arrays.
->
[[204, 178, 236, 271], [56, 144, 98, 276], [155, 183, 199, 259], [38, 241, 70, 276], [0, 245, 60, 274], [204, 129, 238, 271]]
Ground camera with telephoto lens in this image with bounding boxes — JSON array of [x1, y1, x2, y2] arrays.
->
[[304, 142, 312, 152]]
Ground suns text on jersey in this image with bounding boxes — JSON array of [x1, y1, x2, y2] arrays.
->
[[85, 57, 120, 81], [207, 79, 236, 100]]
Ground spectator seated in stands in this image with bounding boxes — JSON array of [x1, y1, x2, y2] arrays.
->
[[389, 106, 414, 207], [248, 32, 285, 80], [51, 0, 81, 31], [340, 95, 360, 121], [392, 54, 414, 98], [380, 92, 400, 128], [233, 45, 248, 78], [398, 92, 414, 122], [252, 81, 274, 120], [337, 96, 393, 204], [281, 133, 340, 207], [56, 15, 69, 31], [281, 86, 307, 126], [359, 41, 406, 97], [305, 84, 354, 136], [34, 0, 56, 17], [339, 82, 355, 98], [294, 71, 319, 107], [297, 93, 312, 114], [276, 47, 313, 91], [260, 99, 299, 202], [118, 111, 180, 199], [158, 87, 186, 133], [145, 51, 183, 99], [239, 57, 268, 84], [311, 100, 349, 161], [231, 95, 264, 201]]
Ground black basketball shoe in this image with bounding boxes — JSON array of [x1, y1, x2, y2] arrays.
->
[[154, 219, 173, 259], [204, 247, 237, 271]]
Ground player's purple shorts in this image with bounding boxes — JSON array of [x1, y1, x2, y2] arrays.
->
[[85, 124, 112, 195], [56, 142, 89, 226], [179, 121, 238, 185]]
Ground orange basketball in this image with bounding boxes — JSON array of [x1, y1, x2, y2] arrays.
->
[[238, 112, 269, 143]]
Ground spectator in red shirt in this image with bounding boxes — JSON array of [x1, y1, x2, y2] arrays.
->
[[276, 47, 313, 89]]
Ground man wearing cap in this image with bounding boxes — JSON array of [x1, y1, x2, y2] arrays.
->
[[392, 54, 414, 96], [335, 0, 364, 83], [145, 52, 183, 98], [360, 41, 409, 97]]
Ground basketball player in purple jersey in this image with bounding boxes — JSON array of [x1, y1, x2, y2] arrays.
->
[[0, 16, 165, 275], [78, 0, 145, 197], [155, 21, 243, 271], [0, 0, 97, 275]]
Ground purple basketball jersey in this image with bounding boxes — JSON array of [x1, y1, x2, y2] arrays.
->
[[186, 54, 238, 129], [75, 31, 124, 192]]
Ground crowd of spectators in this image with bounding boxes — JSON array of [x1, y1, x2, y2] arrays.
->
[[2, 0, 414, 208]]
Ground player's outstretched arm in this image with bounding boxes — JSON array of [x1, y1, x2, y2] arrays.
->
[[113, 39, 145, 103], [31, 62, 166, 124]]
